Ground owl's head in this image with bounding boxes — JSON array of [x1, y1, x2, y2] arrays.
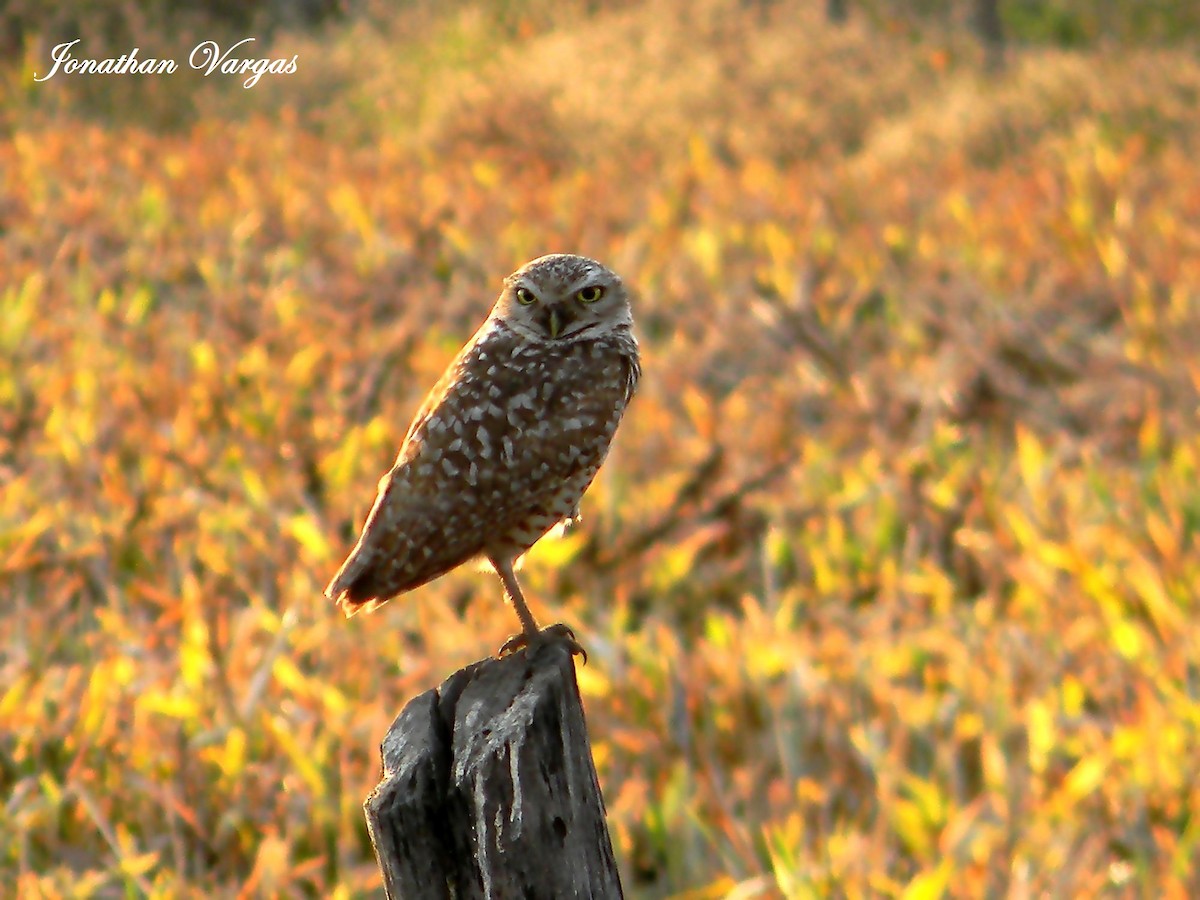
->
[[494, 254, 631, 343]]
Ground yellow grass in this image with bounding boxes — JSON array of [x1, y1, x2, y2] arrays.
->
[[2, 1, 1199, 896]]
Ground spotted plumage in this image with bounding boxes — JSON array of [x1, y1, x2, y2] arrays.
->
[[325, 254, 639, 655]]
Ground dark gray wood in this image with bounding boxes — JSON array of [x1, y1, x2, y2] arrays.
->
[[365, 644, 624, 899]]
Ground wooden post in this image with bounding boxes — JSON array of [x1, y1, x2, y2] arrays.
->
[[364, 642, 624, 899]]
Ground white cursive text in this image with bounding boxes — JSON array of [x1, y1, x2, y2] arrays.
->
[[188, 38, 298, 89], [35, 39, 177, 81]]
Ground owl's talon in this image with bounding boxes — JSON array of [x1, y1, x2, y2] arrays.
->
[[498, 623, 587, 664]]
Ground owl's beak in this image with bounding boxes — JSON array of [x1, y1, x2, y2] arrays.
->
[[545, 305, 572, 339]]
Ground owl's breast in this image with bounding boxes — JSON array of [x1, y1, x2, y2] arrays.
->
[[389, 324, 634, 556], [483, 338, 627, 464]]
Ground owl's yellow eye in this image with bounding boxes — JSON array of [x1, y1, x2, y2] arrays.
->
[[515, 287, 536, 305], [576, 285, 604, 303]]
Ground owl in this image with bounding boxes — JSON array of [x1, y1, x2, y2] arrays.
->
[[325, 254, 640, 658]]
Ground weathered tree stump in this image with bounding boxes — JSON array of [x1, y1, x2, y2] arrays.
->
[[364, 642, 624, 899]]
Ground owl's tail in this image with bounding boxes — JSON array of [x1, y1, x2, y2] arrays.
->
[[324, 552, 390, 617]]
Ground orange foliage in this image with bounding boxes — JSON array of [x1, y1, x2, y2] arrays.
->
[[2, 1, 1200, 896]]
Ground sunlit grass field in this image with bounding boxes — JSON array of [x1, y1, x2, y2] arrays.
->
[[3, 1, 1200, 896]]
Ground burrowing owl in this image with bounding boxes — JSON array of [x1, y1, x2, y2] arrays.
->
[[325, 254, 640, 657]]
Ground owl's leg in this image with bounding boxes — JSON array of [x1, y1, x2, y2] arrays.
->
[[490, 554, 586, 662], [492, 554, 540, 637]]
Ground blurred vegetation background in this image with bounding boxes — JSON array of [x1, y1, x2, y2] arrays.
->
[[2, 0, 1199, 896]]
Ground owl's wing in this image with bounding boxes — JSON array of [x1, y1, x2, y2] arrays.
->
[[323, 464, 407, 614], [622, 346, 641, 406], [323, 389, 464, 613], [324, 319, 510, 614]]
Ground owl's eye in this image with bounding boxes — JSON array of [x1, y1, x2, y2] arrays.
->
[[515, 287, 537, 305], [576, 285, 605, 303]]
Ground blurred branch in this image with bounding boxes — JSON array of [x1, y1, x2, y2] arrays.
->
[[72, 781, 157, 897], [752, 272, 853, 390], [592, 446, 792, 572]]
